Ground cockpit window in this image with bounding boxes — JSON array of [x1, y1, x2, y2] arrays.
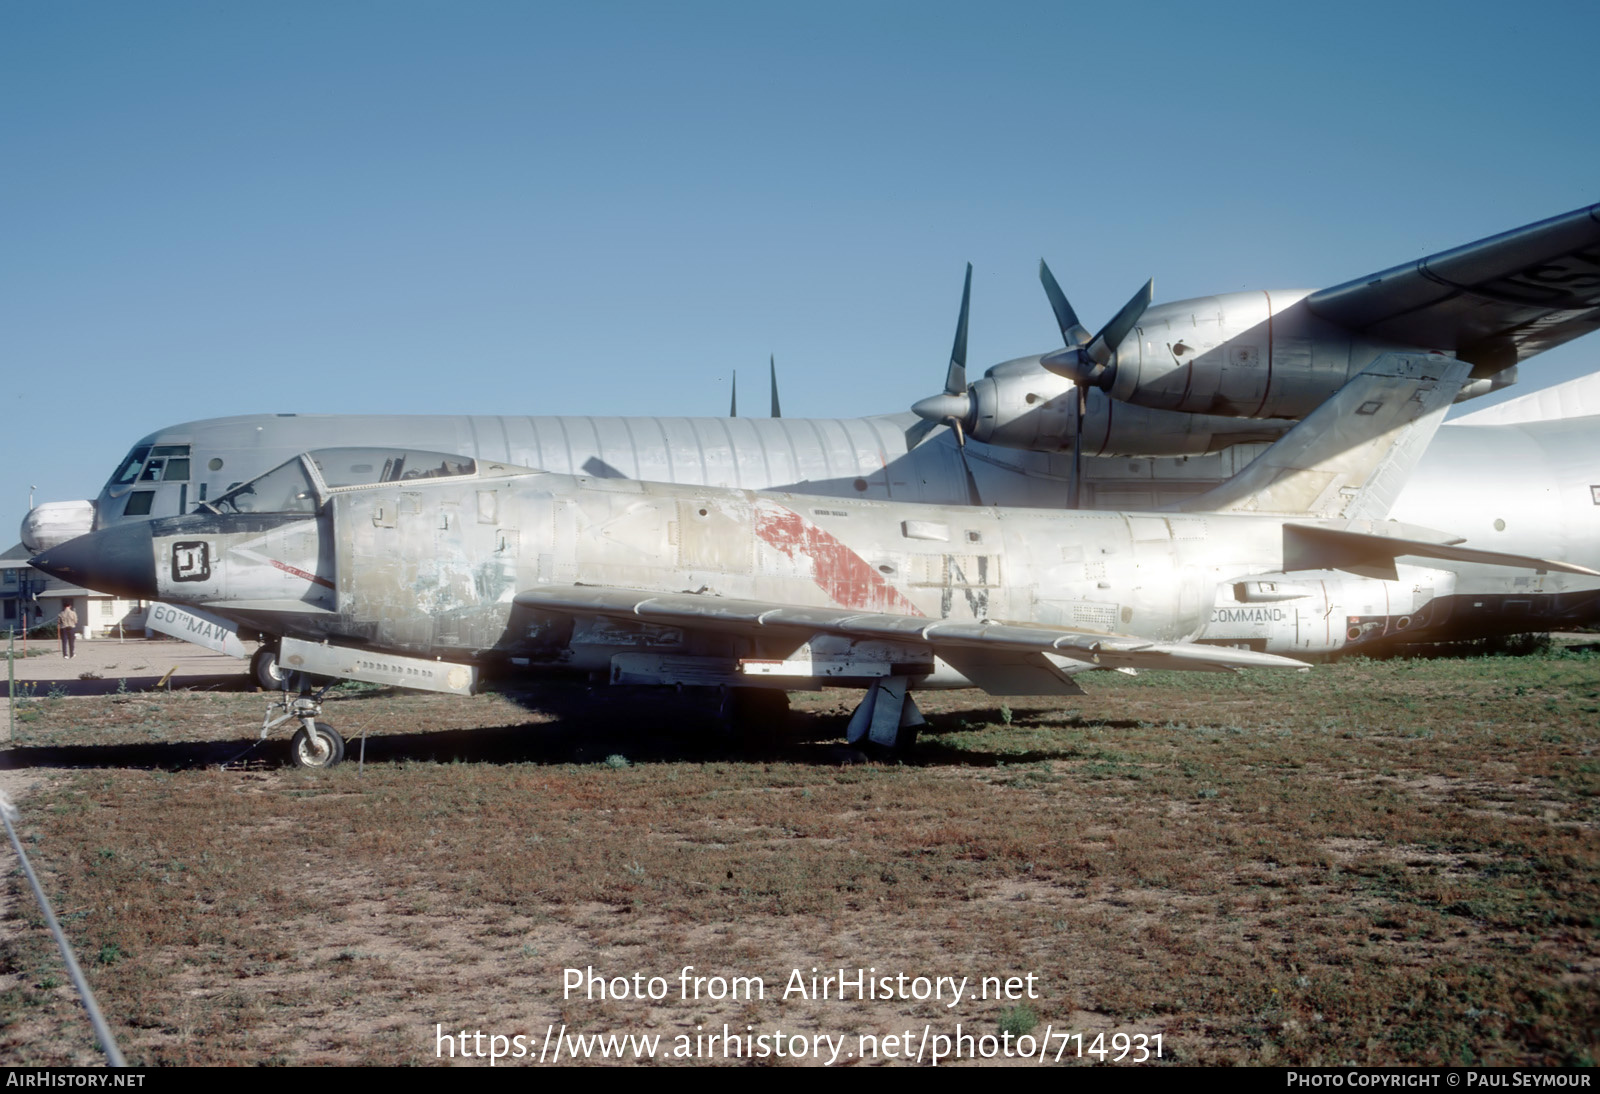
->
[[109, 447, 151, 488], [310, 448, 476, 488], [202, 448, 478, 515], [207, 457, 319, 515], [110, 444, 192, 489]]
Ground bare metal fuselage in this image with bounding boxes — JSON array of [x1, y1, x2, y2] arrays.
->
[[64, 405, 1600, 655], [144, 469, 1299, 690]]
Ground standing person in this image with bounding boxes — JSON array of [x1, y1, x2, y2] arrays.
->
[[58, 602, 78, 659]]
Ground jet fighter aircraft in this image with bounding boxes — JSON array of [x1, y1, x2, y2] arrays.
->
[[32, 351, 1596, 767]]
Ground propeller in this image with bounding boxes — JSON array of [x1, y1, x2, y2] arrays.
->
[[908, 264, 982, 504], [909, 263, 975, 446], [770, 354, 781, 418], [730, 370, 738, 417], [1036, 263, 1153, 507]]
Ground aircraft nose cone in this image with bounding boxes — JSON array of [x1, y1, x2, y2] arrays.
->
[[911, 392, 973, 424], [30, 521, 157, 600]]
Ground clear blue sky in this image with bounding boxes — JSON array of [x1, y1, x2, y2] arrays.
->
[[4, 1, 1597, 515]]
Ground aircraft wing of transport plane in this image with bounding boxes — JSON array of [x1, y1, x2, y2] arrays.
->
[[31, 351, 1599, 768]]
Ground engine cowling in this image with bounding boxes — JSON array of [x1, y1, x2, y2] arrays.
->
[[1088, 292, 1511, 421], [965, 355, 1294, 457]]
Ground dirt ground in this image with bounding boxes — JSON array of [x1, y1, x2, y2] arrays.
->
[[2, 637, 1597, 1066]]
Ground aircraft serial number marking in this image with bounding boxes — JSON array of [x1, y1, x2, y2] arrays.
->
[[270, 558, 336, 589]]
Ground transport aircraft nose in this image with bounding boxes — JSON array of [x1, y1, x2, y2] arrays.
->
[[30, 522, 158, 600]]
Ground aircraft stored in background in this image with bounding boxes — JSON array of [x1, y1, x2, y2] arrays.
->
[[32, 351, 1597, 766], [19, 203, 1600, 668], [31, 201, 1599, 543]]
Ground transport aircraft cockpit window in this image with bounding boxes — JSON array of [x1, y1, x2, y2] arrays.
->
[[107, 446, 151, 489], [114, 444, 194, 486]]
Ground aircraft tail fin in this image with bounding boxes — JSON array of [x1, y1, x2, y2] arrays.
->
[[1178, 352, 1470, 520]]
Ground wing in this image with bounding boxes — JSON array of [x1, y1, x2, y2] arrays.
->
[[514, 585, 1308, 697], [1304, 203, 1600, 375]]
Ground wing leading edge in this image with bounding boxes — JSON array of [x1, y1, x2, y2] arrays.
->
[[513, 586, 1309, 683]]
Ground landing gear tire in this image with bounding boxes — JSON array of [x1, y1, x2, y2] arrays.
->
[[252, 645, 285, 691], [289, 722, 345, 769]]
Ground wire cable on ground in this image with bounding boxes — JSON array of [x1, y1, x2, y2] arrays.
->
[[0, 789, 128, 1067]]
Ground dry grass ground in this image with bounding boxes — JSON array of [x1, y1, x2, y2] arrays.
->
[[2, 646, 1597, 1066]]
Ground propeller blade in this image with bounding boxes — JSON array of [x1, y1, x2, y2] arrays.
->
[[1069, 383, 1085, 509], [904, 417, 940, 448], [1039, 259, 1091, 348], [955, 432, 982, 505], [1086, 278, 1153, 368], [769, 355, 781, 418], [910, 264, 980, 448], [730, 370, 737, 417], [944, 263, 972, 395]]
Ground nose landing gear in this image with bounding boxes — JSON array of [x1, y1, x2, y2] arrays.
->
[[255, 680, 349, 769]]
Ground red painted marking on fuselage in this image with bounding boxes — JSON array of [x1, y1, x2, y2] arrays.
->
[[271, 558, 336, 590], [753, 500, 924, 616]]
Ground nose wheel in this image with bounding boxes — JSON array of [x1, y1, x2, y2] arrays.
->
[[255, 685, 349, 769], [289, 721, 345, 768]]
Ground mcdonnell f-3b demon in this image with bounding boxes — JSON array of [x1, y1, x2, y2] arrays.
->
[[31, 348, 1597, 767]]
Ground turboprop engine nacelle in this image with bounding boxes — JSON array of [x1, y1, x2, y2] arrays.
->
[[961, 355, 1294, 457], [1055, 292, 1516, 421]]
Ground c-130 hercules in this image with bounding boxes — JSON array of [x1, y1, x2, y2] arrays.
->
[[23, 203, 1600, 675], [32, 346, 1597, 766]]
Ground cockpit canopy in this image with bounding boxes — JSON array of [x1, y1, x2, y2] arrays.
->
[[205, 448, 479, 515]]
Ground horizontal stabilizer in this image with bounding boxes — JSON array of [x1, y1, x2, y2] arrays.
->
[[1283, 522, 1600, 581]]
